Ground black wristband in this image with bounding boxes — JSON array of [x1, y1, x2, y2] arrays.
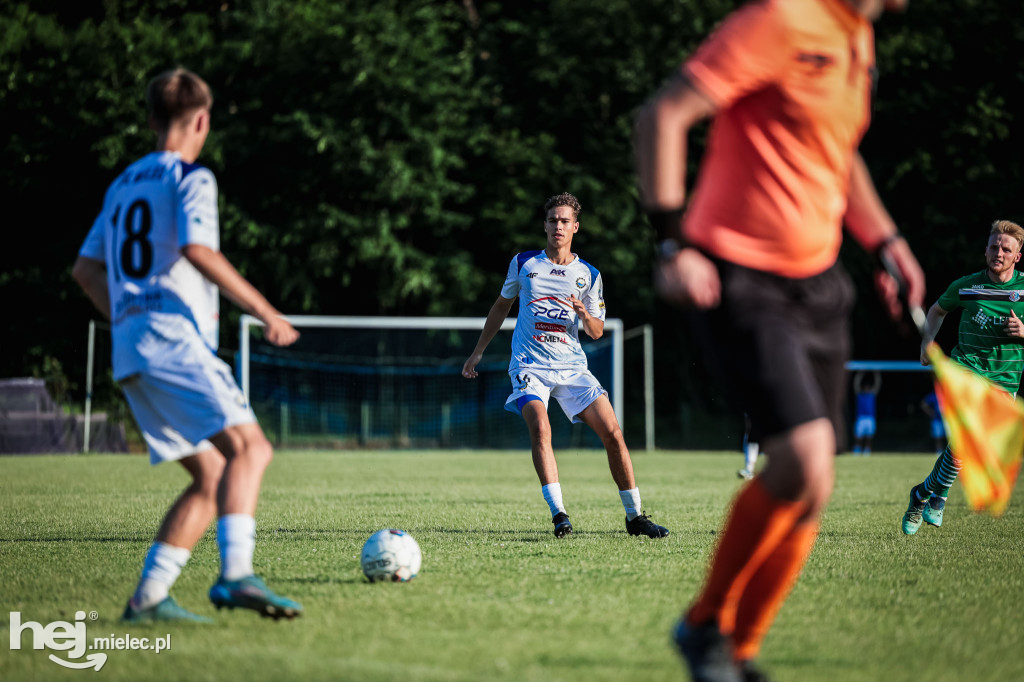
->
[[873, 233, 903, 261], [646, 207, 685, 243]]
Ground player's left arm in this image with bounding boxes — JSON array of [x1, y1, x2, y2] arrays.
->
[[182, 245, 298, 347], [71, 256, 111, 320], [571, 273, 605, 339], [177, 167, 298, 347], [844, 152, 926, 318], [919, 303, 949, 365], [570, 293, 604, 340]]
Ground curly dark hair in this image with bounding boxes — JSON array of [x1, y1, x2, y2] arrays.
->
[[544, 193, 582, 221]]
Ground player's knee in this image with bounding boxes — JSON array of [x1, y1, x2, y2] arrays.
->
[[244, 436, 274, 469], [795, 452, 833, 489], [219, 425, 274, 469], [804, 464, 834, 513], [195, 457, 226, 498], [762, 420, 835, 501], [184, 451, 226, 499], [530, 421, 552, 444], [601, 425, 625, 450]]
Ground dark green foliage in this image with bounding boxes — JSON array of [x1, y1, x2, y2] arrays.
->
[[2, 1, 1021, 444]]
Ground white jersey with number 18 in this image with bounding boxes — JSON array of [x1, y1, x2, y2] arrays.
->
[[501, 250, 606, 372], [78, 151, 220, 381]]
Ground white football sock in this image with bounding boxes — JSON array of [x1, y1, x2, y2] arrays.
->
[[745, 442, 759, 471], [542, 482, 567, 517], [620, 487, 642, 521], [132, 542, 191, 609], [217, 514, 256, 581]]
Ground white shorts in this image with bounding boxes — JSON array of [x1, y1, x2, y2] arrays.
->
[[854, 415, 876, 438], [504, 367, 606, 424], [121, 353, 256, 465]]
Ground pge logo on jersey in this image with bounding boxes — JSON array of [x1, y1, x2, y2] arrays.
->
[[532, 305, 571, 321]]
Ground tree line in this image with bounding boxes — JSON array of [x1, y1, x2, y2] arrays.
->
[[2, 0, 1021, 445]]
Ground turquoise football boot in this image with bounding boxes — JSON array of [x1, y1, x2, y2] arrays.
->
[[902, 487, 927, 536], [121, 596, 212, 623], [923, 496, 945, 527], [209, 574, 303, 620]]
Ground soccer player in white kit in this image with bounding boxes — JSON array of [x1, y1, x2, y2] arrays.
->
[[462, 193, 669, 539], [72, 68, 302, 622]]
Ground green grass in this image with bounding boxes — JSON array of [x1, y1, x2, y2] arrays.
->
[[2, 451, 1024, 681]]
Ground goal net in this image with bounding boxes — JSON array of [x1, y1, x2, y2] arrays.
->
[[238, 315, 625, 450]]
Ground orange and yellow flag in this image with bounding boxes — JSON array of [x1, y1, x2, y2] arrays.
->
[[926, 342, 1024, 516]]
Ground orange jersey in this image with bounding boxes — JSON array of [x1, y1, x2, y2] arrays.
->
[[682, 0, 875, 277]]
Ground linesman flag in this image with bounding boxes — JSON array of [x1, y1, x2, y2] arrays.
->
[[926, 342, 1024, 516]]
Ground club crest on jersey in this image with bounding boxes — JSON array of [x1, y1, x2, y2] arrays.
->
[[575, 277, 586, 289], [550, 269, 566, 277], [1012, 291, 1021, 302]]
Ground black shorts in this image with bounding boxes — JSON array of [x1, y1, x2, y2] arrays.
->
[[687, 258, 854, 446]]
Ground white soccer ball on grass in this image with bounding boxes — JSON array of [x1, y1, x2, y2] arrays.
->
[[360, 529, 422, 582]]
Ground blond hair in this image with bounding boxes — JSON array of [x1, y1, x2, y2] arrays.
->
[[991, 220, 1024, 250], [145, 68, 212, 131]]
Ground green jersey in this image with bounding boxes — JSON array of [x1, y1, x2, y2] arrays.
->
[[937, 269, 1024, 394]]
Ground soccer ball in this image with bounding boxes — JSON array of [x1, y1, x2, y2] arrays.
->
[[360, 529, 422, 582]]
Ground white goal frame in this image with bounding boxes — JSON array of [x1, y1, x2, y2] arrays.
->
[[238, 314, 628, 438]]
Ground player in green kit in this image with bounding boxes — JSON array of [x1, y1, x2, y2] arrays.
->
[[902, 220, 1024, 535]]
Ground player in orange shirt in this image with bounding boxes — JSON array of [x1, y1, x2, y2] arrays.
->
[[635, 1, 925, 680]]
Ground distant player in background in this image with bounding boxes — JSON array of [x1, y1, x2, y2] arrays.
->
[[851, 370, 881, 455], [72, 68, 303, 622], [634, 0, 925, 679], [739, 413, 760, 480], [919, 390, 945, 455], [902, 220, 1024, 535], [462, 193, 669, 540]]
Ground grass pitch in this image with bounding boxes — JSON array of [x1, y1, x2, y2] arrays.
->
[[2, 450, 1024, 681]]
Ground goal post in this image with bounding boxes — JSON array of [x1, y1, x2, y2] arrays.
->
[[237, 315, 635, 450], [621, 324, 655, 452]]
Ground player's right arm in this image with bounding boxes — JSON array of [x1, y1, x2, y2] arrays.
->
[[634, 76, 720, 309], [919, 303, 949, 366], [72, 256, 111, 321], [635, 0, 784, 310], [462, 295, 515, 379], [73, 209, 112, 320], [182, 245, 298, 347]]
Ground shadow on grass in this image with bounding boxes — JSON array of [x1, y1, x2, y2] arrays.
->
[[281, 575, 369, 585], [272, 526, 631, 539], [0, 536, 149, 542]]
